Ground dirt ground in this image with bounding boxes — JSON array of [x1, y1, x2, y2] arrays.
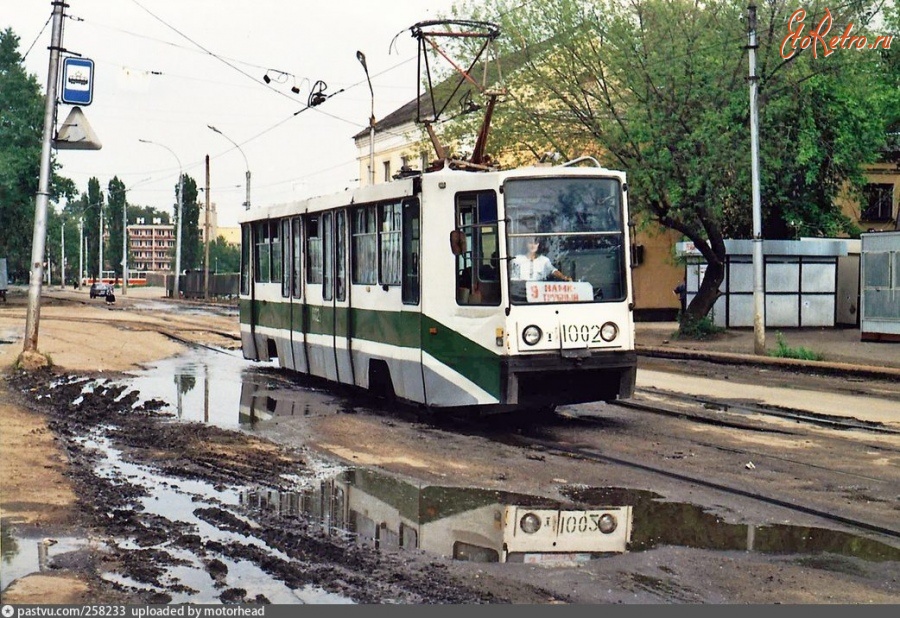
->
[[0, 287, 531, 604], [2, 285, 898, 605], [0, 288, 227, 603]]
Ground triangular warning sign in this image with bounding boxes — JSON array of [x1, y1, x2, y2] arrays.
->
[[54, 106, 102, 150]]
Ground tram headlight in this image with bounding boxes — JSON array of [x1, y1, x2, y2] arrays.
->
[[598, 513, 617, 534], [520, 512, 542, 534], [600, 322, 618, 342], [522, 325, 542, 346]]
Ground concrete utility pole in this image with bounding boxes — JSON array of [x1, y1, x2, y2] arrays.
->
[[98, 200, 104, 282], [60, 220, 65, 289], [23, 0, 66, 356], [122, 199, 128, 295], [78, 217, 84, 288], [204, 154, 211, 300], [748, 3, 766, 355]]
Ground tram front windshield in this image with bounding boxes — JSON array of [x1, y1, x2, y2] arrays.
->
[[504, 177, 625, 304]]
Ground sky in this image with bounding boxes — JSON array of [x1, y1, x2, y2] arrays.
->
[[5, 0, 462, 228]]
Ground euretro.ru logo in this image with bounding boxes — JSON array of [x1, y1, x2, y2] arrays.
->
[[780, 8, 893, 59]]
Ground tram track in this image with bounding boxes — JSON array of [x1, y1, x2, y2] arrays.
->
[[559, 404, 898, 483], [496, 428, 900, 542], [630, 388, 900, 436]]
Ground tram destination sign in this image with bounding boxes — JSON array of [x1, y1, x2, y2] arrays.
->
[[61, 57, 94, 106]]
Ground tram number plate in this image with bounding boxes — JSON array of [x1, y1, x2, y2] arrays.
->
[[556, 511, 606, 535], [560, 323, 602, 344], [504, 507, 631, 555]]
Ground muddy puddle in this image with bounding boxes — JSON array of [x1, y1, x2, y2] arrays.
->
[[4, 346, 898, 603], [240, 466, 900, 566]]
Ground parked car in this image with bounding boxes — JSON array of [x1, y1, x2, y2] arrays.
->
[[89, 282, 113, 299]]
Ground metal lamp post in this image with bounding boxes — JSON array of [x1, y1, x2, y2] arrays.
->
[[356, 51, 375, 186], [139, 139, 183, 299], [208, 125, 251, 300], [120, 177, 151, 296], [207, 125, 251, 211]]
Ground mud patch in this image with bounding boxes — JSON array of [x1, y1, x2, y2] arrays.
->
[[3, 368, 505, 604]]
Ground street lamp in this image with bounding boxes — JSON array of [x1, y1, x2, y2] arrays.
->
[[356, 51, 376, 186], [121, 176, 152, 296], [139, 139, 183, 300], [207, 125, 251, 211]]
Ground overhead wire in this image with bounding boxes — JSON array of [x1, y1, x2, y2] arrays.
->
[[21, 13, 52, 61]]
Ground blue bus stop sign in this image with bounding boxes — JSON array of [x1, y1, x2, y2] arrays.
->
[[61, 57, 94, 106]]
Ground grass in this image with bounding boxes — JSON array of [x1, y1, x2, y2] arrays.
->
[[769, 331, 824, 361], [673, 314, 725, 340]]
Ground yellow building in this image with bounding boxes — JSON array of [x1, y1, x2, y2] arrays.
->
[[838, 161, 900, 233]]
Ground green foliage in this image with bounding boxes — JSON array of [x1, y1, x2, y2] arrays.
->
[[447, 0, 896, 321], [207, 236, 241, 273], [674, 313, 725, 340], [0, 29, 46, 281], [107, 177, 127, 278], [83, 178, 105, 278], [129, 205, 170, 225], [0, 28, 73, 281], [178, 175, 201, 271], [769, 332, 824, 361]]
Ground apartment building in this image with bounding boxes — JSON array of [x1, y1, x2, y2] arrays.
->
[[128, 217, 175, 274]]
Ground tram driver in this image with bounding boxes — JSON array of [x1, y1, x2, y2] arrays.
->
[[509, 238, 571, 302], [510, 238, 571, 282]]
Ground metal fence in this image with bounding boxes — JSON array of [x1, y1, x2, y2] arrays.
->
[[145, 271, 240, 299]]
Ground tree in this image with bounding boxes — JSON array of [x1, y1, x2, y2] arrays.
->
[[450, 0, 897, 325], [129, 205, 170, 226], [0, 28, 74, 281], [207, 236, 241, 274], [81, 178, 106, 279], [175, 174, 202, 271], [107, 177, 127, 281]]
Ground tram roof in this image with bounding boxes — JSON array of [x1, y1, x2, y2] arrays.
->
[[238, 163, 626, 223]]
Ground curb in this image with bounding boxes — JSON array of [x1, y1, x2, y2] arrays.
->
[[636, 345, 900, 381]]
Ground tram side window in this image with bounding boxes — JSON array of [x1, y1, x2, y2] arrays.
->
[[254, 221, 270, 283], [270, 221, 282, 284], [291, 218, 302, 298], [352, 206, 377, 285], [455, 191, 500, 306], [240, 224, 250, 294], [307, 216, 323, 284], [281, 219, 291, 298], [380, 202, 402, 286]]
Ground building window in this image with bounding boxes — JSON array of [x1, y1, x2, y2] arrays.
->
[[383, 160, 391, 182], [862, 184, 894, 222]]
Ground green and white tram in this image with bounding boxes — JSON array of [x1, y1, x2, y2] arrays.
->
[[239, 158, 637, 414]]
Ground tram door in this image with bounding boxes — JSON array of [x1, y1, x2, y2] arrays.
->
[[303, 214, 332, 380], [289, 217, 308, 374], [309, 211, 352, 384], [400, 199, 425, 402], [332, 210, 353, 385], [278, 219, 296, 371]]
